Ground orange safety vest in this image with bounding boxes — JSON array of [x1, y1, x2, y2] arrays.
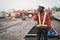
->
[[33, 12, 52, 30]]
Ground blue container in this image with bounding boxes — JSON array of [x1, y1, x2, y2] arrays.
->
[[48, 31, 55, 37]]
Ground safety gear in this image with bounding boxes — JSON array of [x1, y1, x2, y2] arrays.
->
[[37, 12, 47, 27], [33, 12, 52, 30], [48, 31, 55, 37]]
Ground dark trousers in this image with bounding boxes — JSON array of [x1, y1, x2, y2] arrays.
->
[[37, 27, 48, 40]]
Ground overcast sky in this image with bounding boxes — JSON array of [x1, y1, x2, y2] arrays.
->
[[0, 0, 60, 11]]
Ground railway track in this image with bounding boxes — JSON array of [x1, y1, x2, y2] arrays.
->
[[0, 18, 60, 40], [24, 18, 60, 40], [0, 21, 22, 33]]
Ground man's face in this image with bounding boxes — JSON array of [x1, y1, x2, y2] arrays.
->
[[38, 7, 44, 12]]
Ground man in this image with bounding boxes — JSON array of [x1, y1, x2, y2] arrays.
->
[[33, 6, 52, 40]]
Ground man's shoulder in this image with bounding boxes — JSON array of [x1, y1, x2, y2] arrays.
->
[[44, 12, 49, 17], [34, 12, 38, 15], [45, 12, 50, 17]]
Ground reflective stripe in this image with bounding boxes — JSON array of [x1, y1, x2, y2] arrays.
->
[[37, 12, 47, 26], [38, 12, 41, 25], [42, 12, 47, 25]]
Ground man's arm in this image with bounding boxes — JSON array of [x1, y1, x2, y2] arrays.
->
[[46, 14, 52, 30], [33, 14, 38, 21]]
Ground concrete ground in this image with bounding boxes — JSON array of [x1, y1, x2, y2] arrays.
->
[[0, 18, 22, 32], [0, 18, 35, 40], [0, 18, 60, 40]]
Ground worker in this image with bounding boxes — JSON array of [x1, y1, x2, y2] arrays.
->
[[33, 6, 52, 40]]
